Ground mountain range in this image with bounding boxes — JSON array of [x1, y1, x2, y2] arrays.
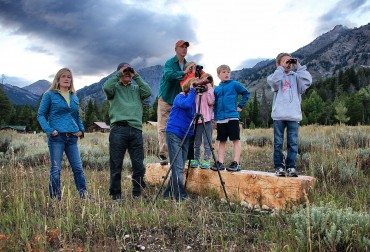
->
[[2, 23, 369, 106]]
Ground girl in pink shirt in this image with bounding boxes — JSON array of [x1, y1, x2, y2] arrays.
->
[[190, 73, 215, 169]]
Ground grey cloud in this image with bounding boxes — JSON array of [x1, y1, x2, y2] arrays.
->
[[1, 74, 32, 87], [26, 45, 53, 55], [315, 0, 368, 36], [0, 0, 197, 76]]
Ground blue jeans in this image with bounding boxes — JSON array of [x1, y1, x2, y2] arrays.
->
[[109, 125, 146, 197], [48, 134, 87, 199], [163, 132, 189, 201], [194, 121, 213, 161], [273, 120, 299, 169]]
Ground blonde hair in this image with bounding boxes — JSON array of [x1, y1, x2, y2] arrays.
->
[[182, 77, 197, 94], [201, 73, 214, 87], [217, 65, 231, 74], [47, 68, 76, 93], [276, 53, 291, 65]]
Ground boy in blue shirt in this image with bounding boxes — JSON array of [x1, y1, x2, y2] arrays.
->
[[211, 65, 250, 172]]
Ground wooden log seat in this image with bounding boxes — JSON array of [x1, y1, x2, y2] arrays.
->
[[145, 163, 316, 209]]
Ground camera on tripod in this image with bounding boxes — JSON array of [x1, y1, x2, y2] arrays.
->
[[195, 65, 203, 78], [193, 75, 213, 93]]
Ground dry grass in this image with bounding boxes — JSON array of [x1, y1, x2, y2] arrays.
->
[[0, 125, 369, 251]]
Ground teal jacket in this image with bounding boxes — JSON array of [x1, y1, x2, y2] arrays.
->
[[103, 71, 152, 130], [37, 90, 85, 136], [158, 55, 187, 105]]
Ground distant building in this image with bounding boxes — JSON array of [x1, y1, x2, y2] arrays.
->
[[87, 122, 110, 133], [0, 125, 27, 133]]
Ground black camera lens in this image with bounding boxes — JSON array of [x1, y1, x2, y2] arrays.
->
[[196, 65, 203, 70]]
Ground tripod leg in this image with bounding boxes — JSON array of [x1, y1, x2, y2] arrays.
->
[[184, 159, 191, 188], [184, 113, 201, 189], [200, 116, 230, 204]]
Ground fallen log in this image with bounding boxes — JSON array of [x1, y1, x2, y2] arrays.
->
[[145, 163, 316, 210]]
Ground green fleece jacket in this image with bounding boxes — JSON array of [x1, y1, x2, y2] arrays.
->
[[103, 71, 152, 130]]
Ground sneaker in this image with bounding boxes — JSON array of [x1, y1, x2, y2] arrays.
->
[[275, 167, 286, 177], [287, 168, 298, 177], [190, 159, 199, 168], [226, 161, 241, 172], [200, 160, 210, 169], [210, 161, 225, 171], [159, 155, 168, 165]]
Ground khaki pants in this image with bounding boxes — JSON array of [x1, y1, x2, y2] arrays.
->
[[157, 97, 172, 158]]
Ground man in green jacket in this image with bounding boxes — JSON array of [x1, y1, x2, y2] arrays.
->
[[157, 40, 195, 165], [103, 62, 152, 200]]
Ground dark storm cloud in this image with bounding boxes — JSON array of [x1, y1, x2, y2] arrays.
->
[[0, 0, 197, 76], [314, 0, 368, 36]]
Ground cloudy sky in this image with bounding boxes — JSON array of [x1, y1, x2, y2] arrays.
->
[[0, 0, 369, 90]]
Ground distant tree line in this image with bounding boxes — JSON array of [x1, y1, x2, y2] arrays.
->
[[1, 67, 369, 132]]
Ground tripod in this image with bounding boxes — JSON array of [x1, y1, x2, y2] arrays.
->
[[153, 85, 229, 204]]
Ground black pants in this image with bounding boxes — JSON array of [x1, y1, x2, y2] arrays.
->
[[109, 125, 146, 197]]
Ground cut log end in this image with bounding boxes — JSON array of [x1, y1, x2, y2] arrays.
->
[[145, 163, 316, 209]]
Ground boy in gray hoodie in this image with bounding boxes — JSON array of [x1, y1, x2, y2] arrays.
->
[[267, 53, 312, 177]]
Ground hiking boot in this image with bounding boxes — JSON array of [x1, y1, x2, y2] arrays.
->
[[200, 160, 210, 169], [159, 155, 168, 165], [275, 167, 286, 177], [190, 159, 200, 168], [287, 168, 298, 177], [210, 161, 225, 171], [226, 161, 241, 172]]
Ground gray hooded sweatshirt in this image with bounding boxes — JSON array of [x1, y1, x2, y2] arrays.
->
[[267, 64, 312, 121]]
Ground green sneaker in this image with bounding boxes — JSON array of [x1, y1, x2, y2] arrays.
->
[[201, 160, 210, 169], [190, 159, 199, 168]]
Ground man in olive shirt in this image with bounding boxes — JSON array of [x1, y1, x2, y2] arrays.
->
[[157, 40, 195, 165], [103, 62, 152, 200]]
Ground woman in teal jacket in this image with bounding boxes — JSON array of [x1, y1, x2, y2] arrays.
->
[[38, 68, 92, 201]]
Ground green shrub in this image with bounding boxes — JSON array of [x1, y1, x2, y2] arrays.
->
[[289, 205, 370, 251]]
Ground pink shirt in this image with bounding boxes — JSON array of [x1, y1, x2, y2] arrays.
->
[[195, 87, 215, 123]]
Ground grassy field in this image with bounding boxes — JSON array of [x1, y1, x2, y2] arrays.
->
[[0, 125, 369, 251]]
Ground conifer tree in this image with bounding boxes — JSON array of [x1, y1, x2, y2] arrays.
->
[[101, 100, 110, 125], [334, 101, 350, 125], [301, 90, 325, 124], [0, 84, 13, 125], [357, 86, 370, 124], [260, 87, 269, 127], [84, 99, 97, 128], [150, 97, 158, 122], [251, 92, 260, 127], [346, 94, 363, 125]]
